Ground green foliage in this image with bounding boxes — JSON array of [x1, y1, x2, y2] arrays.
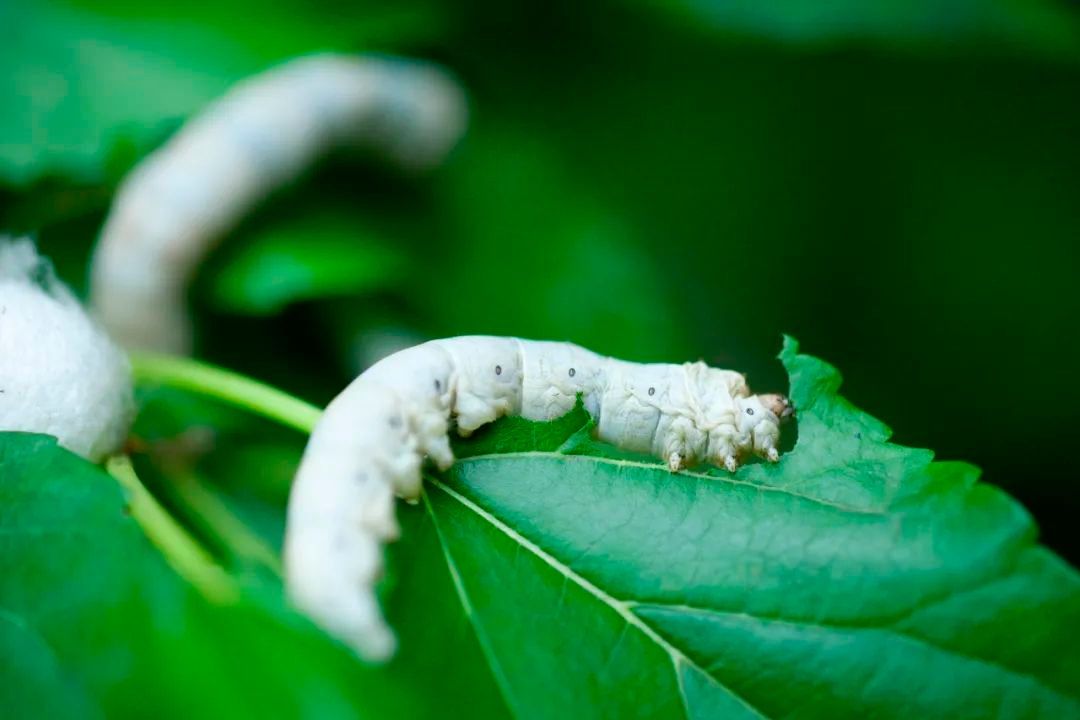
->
[[632, 0, 1080, 51], [3, 340, 1077, 717], [0, 432, 507, 719], [0, 0, 443, 185], [3, 0, 1080, 715], [424, 126, 692, 361], [208, 208, 407, 315], [0, 434, 351, 717]]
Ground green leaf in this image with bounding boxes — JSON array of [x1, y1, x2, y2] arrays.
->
[[425, 336, 1080, 718], [0, 432, 505, 719], [0, 611, 100, 719], [208, 208, 407, 315], [0, 0, 444, 186]]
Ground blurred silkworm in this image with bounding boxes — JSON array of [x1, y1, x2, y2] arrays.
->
[[90, 54, 467, 353], [0, 237, 133, 460], [285, 336, 792, 660]]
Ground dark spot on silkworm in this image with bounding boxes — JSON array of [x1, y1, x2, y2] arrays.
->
[[434, 379, 441, 391], [648, 387, 655, 396], [568, 368, 576, 377], [855, 432, 862, 440], [389, 416, 402, 429], [746, 408, 755, 416], [495, 365, 502, 375]]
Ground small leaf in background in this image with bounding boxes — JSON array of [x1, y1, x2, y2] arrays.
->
[[208, 208, 407, 315]]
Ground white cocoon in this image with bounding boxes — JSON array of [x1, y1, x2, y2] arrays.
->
[[0, 238, 134, 461]]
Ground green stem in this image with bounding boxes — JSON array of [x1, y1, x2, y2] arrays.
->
[[107, 455, 238, 604], [130, 353, 321, 434]]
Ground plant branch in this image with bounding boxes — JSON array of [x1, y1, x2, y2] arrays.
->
[[130, 353, 321, 434], [107, 455, 238, 603]]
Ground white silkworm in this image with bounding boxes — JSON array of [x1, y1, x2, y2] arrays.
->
[[0, 238, 134, 461], [284, 336, 792, 660], [90, 53, 467, 354]]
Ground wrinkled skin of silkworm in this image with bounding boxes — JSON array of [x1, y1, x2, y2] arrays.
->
[[285, 336, 792, 660], [90, 54, 467, 354]]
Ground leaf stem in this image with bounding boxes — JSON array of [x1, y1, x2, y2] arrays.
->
[[129, 353, 322, 434], [106, 455, 238, 604]]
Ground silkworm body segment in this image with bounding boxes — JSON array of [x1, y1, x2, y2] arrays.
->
[[91, 54, 467, 354], [285, 336, 790, 660]]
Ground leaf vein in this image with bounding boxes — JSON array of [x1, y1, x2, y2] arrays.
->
[[629, 602, 1078, 706], [421, 490, 520, 719], [429, 478, 770, 719]]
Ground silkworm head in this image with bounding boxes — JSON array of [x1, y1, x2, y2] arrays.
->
[[759, 393, 794, 421], [735, 395, 787, 461], [736, 395, 765, 428]]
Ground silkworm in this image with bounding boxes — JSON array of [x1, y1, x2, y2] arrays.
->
[[90, 54, 467, 354], [284, 336, 792, 660], [0, 237, 133, 461]]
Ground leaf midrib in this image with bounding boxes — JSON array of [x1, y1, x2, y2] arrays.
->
[[425, 477, 769, 720]]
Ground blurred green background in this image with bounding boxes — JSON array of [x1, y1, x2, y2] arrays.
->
[[2, 0, 1079, 570]]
